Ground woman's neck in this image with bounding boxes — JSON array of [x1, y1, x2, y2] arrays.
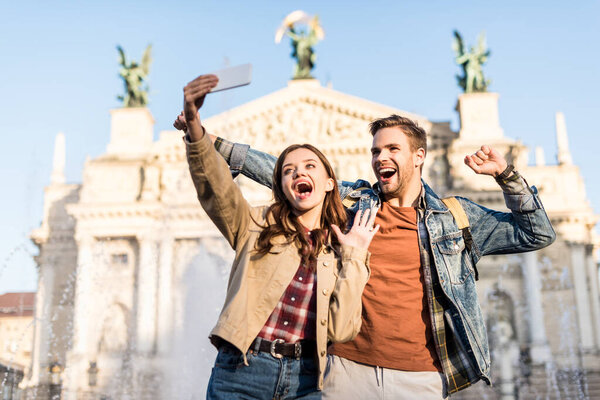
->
[[295, 205, 323, 230]]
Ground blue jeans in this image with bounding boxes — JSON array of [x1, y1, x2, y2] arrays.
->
[[207, 342, 321, 400]]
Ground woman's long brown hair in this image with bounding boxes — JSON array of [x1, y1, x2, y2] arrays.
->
[[254, 144, 347, 266]]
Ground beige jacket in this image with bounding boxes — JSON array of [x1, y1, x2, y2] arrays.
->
[[185, 133, 370, 388]]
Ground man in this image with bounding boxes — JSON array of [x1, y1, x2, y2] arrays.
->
[[174, 77, 555, 399]]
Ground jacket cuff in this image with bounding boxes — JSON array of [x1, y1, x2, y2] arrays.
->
[[230, 143, 250, 176], [183, 131, 213, 168], [503, 185, 542, 212], [340, 245, 370, 265]]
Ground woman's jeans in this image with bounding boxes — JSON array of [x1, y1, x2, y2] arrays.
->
[[207, 340, 321, 400]]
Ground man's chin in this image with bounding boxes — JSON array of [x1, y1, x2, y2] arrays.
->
[[378, 181, 397, 193]]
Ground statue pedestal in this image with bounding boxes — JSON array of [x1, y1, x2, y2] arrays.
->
[[106, 107, 154, 157], [287, 79, 320, 89], [448, 92, 528, 190], [456, 92, 503, 141]]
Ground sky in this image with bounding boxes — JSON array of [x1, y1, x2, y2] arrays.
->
[[0, 1, 599, 294]]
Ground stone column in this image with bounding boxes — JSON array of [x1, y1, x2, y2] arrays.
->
[[522, 251, 551, 363], [135, 235, 159, 354], [157, 238, 174, 355], [30, 255, 55, 385], [585, 245, 600, 349], [72, 235, 95, 355], [570, 243, 595, 351]]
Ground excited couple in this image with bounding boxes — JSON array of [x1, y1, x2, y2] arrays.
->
[[178, 74, 555, 400]]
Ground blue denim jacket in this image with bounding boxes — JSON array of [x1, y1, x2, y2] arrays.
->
[[215, 138, 556, 391]]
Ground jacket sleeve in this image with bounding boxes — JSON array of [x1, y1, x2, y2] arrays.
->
[[458, 171, 556, 262], [214, 137, 277, 189], [327, 245, 371, 343], [185, 133, 252, 249]]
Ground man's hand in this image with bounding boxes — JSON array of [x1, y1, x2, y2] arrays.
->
[[331, 206, 380, 250], [173, 111, 187, 133], [183, 74, 218, 141], [173, 111, 217, 144], [464, 145, 508, 177]]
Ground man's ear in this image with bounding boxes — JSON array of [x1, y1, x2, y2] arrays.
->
[[414, 148, 426, 168], [325, 177, 335, 192]]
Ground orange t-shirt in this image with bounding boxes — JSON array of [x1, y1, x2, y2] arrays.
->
[[329, 203, 441, 372]]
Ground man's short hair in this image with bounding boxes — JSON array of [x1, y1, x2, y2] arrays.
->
[[369, 114, 427, 154]]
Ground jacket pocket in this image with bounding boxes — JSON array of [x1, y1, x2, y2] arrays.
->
[[435, 234, 474, 285]]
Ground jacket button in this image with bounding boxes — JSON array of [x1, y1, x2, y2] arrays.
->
[[321, 351, 326, 357], [321, 319, 326, 326], [322, 289, 329, 296]]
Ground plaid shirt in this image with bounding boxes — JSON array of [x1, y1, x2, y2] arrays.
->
[[417, 206, 480, 394], [416, 170, 530, 394], [258, 259, 317, 343]]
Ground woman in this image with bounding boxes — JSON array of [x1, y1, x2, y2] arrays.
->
[[180, 74, 378, 400]]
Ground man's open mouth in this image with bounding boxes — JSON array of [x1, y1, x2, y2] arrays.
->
[[293, 180, 313, 199], [378, 167, 397, 182]]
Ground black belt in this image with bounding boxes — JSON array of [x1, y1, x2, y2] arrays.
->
[[251, 338, 316, 359]]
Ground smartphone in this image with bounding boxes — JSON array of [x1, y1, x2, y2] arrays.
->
[[209, 63, 252, 93]]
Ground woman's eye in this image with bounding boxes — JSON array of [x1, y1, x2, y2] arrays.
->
[[306, 163, 315, 169], [283, 168, 293, 175]]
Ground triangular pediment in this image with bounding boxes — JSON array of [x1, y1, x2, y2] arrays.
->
[[203, 80, 432, 156]]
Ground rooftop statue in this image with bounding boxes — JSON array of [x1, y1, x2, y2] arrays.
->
[[117, 44, 152, 107], [275, 10, 324, 80], [452, 30, 491, 93]]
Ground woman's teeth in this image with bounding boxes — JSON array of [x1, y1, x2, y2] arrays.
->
[[294, 181, 313, 199]]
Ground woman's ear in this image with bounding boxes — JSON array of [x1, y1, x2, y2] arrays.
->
[[325, 177, 335, 192]]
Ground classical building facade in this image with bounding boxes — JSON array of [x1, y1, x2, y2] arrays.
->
[[0, 292, 34, 399], [25, 80, 599, 399]]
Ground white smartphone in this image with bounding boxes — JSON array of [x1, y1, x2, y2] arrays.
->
[[209, 63, 252, 93]]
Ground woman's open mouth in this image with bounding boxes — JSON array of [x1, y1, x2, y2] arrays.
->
[[293, 179, 313, 200]]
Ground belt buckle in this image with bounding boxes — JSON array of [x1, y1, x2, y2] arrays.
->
[[294, 342, 301, 359], [270, 339, 285, 359]]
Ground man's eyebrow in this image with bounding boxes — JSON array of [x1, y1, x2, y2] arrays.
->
[[282, 158, 318, 168], [371, 143, 401, 151]]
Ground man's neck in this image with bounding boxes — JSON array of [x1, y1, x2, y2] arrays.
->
[[384, 181, 422, 208]]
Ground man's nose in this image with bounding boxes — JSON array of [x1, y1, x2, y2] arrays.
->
[[375, 150, 390, 162]]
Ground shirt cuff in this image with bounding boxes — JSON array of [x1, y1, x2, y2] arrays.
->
[[498, 171, 543, 211], [214, 136, 234, 163], [496, 170, 530, 195]]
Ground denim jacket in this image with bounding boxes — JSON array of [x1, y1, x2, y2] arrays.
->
[[214, 137, 556, 393]]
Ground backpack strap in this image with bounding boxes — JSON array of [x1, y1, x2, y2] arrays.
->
[[341, 187, 371, 208], [441, 197, 478, 280]]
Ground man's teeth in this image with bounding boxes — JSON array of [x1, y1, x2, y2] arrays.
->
[[379, 167, 396, 179]]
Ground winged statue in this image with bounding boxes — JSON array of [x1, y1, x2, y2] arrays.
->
[[452, 30, 491, 93], [117, 44, 152, 107], [275, 11, 325, 79]]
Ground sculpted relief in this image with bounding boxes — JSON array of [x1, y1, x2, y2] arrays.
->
[[209, 100, 370, 155]]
